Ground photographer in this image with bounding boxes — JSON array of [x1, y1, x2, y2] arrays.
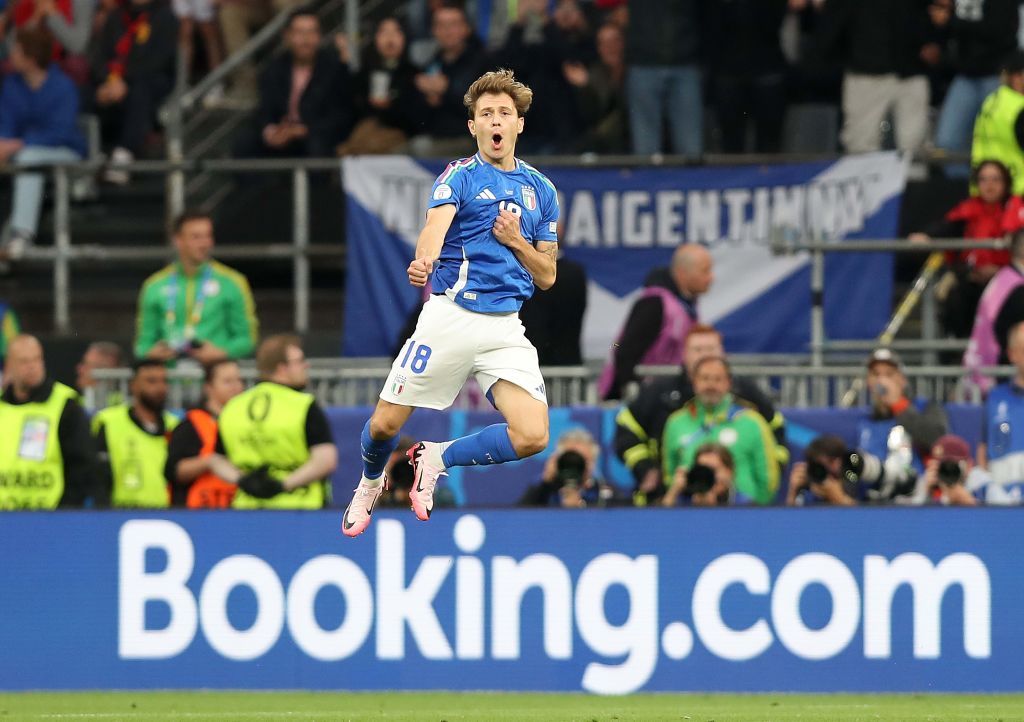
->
[[661, 357, 781, 505], [787, 435, 858, 506], [662, 442, 735, 507], [135, 211, 259, 365], [615, 324, 784, 505], [379, 437, 454, 510], [858, 349, 948, 499], [925, 434, 981, 506], [788, 429, 925, 506], [519, 427, 626, 508]]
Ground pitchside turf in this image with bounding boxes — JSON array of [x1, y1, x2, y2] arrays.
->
[[1, 692, 1024, 722]]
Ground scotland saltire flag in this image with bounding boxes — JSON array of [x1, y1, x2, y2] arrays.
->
[[340, 153, 907, 358]]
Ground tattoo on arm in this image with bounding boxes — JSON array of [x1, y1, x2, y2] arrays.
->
[[541, 245, 558, 264]]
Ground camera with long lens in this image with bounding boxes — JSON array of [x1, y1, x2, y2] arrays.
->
[[841, 449, 916, 499], [686, 463, 717, 495], [937, 460, 965, 486], [554, 450, 587, 489]]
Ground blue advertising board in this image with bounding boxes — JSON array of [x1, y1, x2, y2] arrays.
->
[[0, 510, 1017, 694]]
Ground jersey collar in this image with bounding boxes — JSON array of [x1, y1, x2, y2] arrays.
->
[[475, 152, 520, 172]]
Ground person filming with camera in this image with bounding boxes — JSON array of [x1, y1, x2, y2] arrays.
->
[[661, 442, 735, 507], [924, 434, 982, 506], [519, 427, 626, 508], [660, 356, 780, 506], [787, 435, 859, 506], [856, 349, 948, 501]]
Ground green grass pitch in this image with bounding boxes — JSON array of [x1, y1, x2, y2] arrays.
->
[[1, 692, 1023, 722]]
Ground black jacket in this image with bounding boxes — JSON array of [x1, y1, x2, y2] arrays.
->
[[352, 54, 419, 133], [940, 0, 1019, 77], [520, 257, 587, 366], [255, 48, 352, 153], [993, 266, 1024, 363], [626, 0, 701, 67], [603, 267, 697, 401], [1, 379, 97, 507], [89, 0, 178, 86], [812, 0, 938, 77], [706, 0, 789, 75], [614, 371, 785, 488]]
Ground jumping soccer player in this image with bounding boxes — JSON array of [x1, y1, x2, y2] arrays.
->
[[342, 69, 559, 536]]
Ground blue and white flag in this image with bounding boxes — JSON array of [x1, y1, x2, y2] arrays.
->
[[342, 153, 907, 357]]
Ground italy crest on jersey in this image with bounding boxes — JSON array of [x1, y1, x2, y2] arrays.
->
[[521, 186, 537, 211]]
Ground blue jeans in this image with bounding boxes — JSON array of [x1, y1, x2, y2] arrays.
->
[[628, 65, 703, 156], [10, 145, 81, 236], [935, 74, 1000, 153]]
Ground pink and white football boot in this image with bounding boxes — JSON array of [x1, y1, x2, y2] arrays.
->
[[407, 441, 447, 521]]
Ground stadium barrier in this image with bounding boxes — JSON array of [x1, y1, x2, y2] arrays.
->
[[11, 151, 996, 358], [0, 509, 1014, 694], [89, 361, 1011, 413], [69, 397, 986, 506]]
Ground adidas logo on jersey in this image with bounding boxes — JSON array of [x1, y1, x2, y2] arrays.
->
[[475, 189, 497, 200]]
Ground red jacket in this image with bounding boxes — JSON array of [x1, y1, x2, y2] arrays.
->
[[944, 197, 1015, 268]]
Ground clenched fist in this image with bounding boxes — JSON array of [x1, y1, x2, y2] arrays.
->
[[407, 257, 433, 287]]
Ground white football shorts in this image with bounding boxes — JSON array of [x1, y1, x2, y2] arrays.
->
[[379, 294, 547, 410]]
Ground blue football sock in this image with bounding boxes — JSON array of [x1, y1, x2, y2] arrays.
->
[[360, 419, 398, 480], [441, 424, 520, 467]]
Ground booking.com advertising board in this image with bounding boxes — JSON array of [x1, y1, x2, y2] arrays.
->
[[341, 152, 906, 358], [1, 509, 1019, 694]]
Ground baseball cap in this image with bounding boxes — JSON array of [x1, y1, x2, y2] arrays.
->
[[866, 348, 904, 372], [931, 434, 972, 463]]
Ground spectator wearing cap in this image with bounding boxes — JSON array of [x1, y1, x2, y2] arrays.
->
[[858, 348, 948, 479], [924, 434, 980, 506], [977, 320, 1024, 504], [972, 50, 1024, 195]]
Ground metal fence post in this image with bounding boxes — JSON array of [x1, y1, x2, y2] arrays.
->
[[53, 166, 71, 334], [811, 243, 825, 369], [166, 52, 187, 222], [921, 275, 939, 368], [293, 167, 310, 334], [345, 0, 360, 73]]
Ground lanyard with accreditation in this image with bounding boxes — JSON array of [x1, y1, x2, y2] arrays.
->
[[165, 264, 214, 346]]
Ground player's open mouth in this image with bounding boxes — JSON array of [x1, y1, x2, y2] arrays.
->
[[491, 133, 503, 149]]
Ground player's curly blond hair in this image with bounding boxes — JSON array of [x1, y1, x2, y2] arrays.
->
[[463, 69, 533, 118]]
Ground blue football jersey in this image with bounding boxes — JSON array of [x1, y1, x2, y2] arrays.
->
[[427, 153, 559, 313]]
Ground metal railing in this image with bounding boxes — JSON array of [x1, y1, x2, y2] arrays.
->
[[774, 237, 1010, 368], [14, 158, 345, 335], [88, 359, 1012, 412], [13, 154, 995, 354]]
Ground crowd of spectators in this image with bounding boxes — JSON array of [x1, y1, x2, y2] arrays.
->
[[9, 0, 1024, 511]]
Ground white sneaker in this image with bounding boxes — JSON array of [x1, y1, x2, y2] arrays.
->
[[103, 147, 133, 185], [408, 442, 447, 521], [341, 473, 388, 537]]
